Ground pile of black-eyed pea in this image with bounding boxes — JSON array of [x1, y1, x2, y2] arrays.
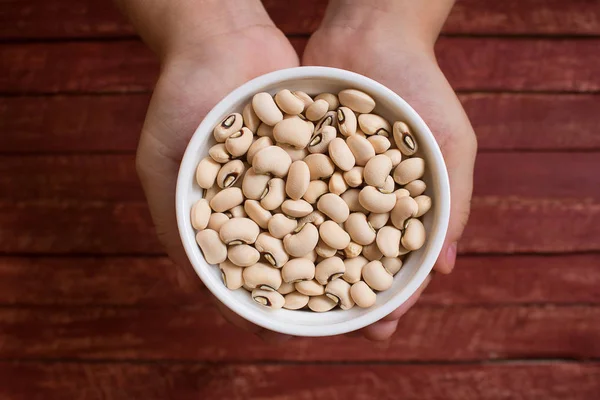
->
[[192, 89, 431, 312]]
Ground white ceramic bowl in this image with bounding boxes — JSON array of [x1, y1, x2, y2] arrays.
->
[[176, 67, 450, 337]]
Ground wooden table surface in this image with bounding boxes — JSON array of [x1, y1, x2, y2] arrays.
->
[[1, 0, 599, 398]]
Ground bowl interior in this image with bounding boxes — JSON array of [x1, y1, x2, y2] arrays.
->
[[177, 67, 449, 336]]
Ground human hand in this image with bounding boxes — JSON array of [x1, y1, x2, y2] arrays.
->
[[303, 0, 477, 340]]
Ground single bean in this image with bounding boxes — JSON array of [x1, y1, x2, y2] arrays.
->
[[252, 92, 283, 126], [225, 127, 253, 157], [384, 149, 402, 167], [209, 143, 232, 163], [358, 186, 396, 213], [219, 260, 244, 290], [414, 195, 432, 217], [203, 184, 219, 203], [394, 188, 411, 200], [281, 199, 314, 218], [364, 154, 393, 187], [381, 257, 403, 276], [340, 189, 369, 213], [227, 244, 260, 267], [283, 222, 319, 257], [325, 279, 354, 310], [207, 212, 229, 233], [191, 199, 211, 231], [358, 113, 391, 136], [319, 220, 351, 250], [308, 295, 338, 312], [308, 125, 336, 154], [216, 160, 245, 188], [338, 89, 376, 113], [328, 137, 356, 171], [316, 238, 337, 258], [254, 232, 288, 268], [368, 135, 391, 153], [244, 199, 272, 229], [196, 156, 221, 189], [275, 89, 305, 115], [344, 212, 376, 245], [210, 187, 244, 213], [315, 111, 338, 132], [315, 93, 339, 111], [285, 160, 310, 200], [346, 134, 376, 166], [391, 196, 418, 229], [337, 106, 357, 137], [246, 136, 273, 165], [367, 212, 389, 230], [213, 113, 243, 142], [257, 123, 274, 139], [362, 242, 383, 261], [404, 179, 427, 197], [304, 153, 335, 180], [279, 144, 309, 163], [343, 166, 364, 188], [243, 262, 282, 291], [242, 103, 261, 133], [298, 210, 326, 228], [252, 289, 285, 309], [343, 241, 363, 259], [283, 291, 310, 310], [242, 167, 270, 200], [350, 281, 377, 308], [329, 171, 348, 195], [376, 226, 402, 258], [343, 256, 369, 284], [401, 218, 426, 251], [260, 178, 286, 211], [273, 116, 312, 148], [393, 121, 418, 156], [268, 213, 298, 239], [317, 193, 350, 223], [278, 282, 295, 295], [253, 146, 292, 178], [229, 205, 247, 218], [305, 99, 329, 121], [303, 180, 329, 204], [295, 279, 325, 296], [282, 258, 316, 283], [219, 217, 260, 245], [362, 260, 393, 291], [196, 229, 227, 264]]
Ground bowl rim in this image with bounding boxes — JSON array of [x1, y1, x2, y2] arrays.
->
[[176, 66, 450, 336]]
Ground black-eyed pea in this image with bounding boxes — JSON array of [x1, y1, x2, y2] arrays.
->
[[376, 226, 402, 258], [279, 144, 308, 163], [298, 210, 326, 228], [281, 199, 314, 218], [405, 179, 427, 197], [273, 116, 312, 149], [364, 154, 393, 187], [343, 256, 369, 284], [244, 200, 272, 229], [394, 157, 425, 185], [292, 91, 314, 111], [305, 99, 329, 121], [358, 186, 396, 213], [191, 199, 211, 231], [243, 262, 282, 291], [252, 92, 283, 126], [350, 281, 377, 308], [219, 217, 260, 245], [368, 212, 389, 230], [382, 257, 403, 276], [282, 258, 316, 283], [304, 153, 335, 180], [362, 260, 393, 291], [346, 134, 376, 166], [308, 295, 338, 312], [303, 180, 329, 204], [225, 127, 253, 157], [362, 242, 383, 261], [343, 166, 364, 188], [196, 157, 221, 189], [278, 282, 295, 295], [414, 195, 432, 217], [275, 89, 305, 115], [242, 103, 260, 133], [283, 222, 319, 257], [260, 178, 286, 211], [325, 279, 354, 310], [315, 93, 339, 111], [227, 244, 260, 267], [379, 176, 395, 194], [315, 111, 337, 131], [209, 143, 232, 164], [210, 187, 244, 213], [329, 171, 348, 195], [337, 106, 357, 137], [328, 137, 356, 171], [285, 160, 310, 200], [338, 89, 376, 113], [368, 135, 391, 154], [384, 149, 402, 167], [393, 121, 418, 156], [308, 126, 336, 154], [283, 291, 310, 310], [228, 205, 247, 218], [319, 220, 351, 250], [252, 289, 285, 309], [257, 123, 274, 139], [219, 260, 244, 290], [343, 241, 363, 259], [316, 238, 337, 258], [344, 212, 376, 245], [303, 249, 319, 263], [207, 212, 229, 233], [216, 160, 245, 189], [401, 218, 426, 251], [317, 193, 350, 223], [213, 113, 243, 142], [340, 188, 369, 213], [394, 188, 411, 200], [268, 213, 298, 239], [253, 146, 292, 177], [254, 232, 288, 268], [391, 196, 418, 229], [358, 113, 392, 136], [196, 229, 227, 264], [242, 167, 270, 200], [246, 136, 273, 165], [295, 279, 325, 296]]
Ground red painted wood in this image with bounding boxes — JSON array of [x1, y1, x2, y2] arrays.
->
[[2, 153, 598, 201], [0, 362, 598, 400], [2, 38, 600, 94], [2, 94, 600, 152], [0, 255, 597, 306], [0, 305, 598, 361], [2, 0, 600, 39]]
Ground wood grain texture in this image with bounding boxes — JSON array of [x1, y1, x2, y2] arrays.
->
[[0, 362, 598, 400], [0, 255, 598, 306], [2, 0, 600, 38], [2, 38, 600, 94], [1, 197, 599, 254], [3, 94, 600, 152], [0, 305, 598, 361], [2, 153, 598, 201]]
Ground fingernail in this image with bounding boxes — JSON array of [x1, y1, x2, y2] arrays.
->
[[446, 242, 458, 268]]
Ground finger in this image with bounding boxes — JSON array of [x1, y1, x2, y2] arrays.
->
[[381, 273, 432, 321], [361, 319, 399, 341]]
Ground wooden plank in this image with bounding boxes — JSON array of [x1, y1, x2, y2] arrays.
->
[[3, 94, 600, 152], [0, 255, 598, 306], [0, 305, 598, 361], [1, 197, 599, 254], [2, 38, 600, 94], [0, 362, 598, 400], [2, 0, 600, 39], [2, 153, 598, 202]]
